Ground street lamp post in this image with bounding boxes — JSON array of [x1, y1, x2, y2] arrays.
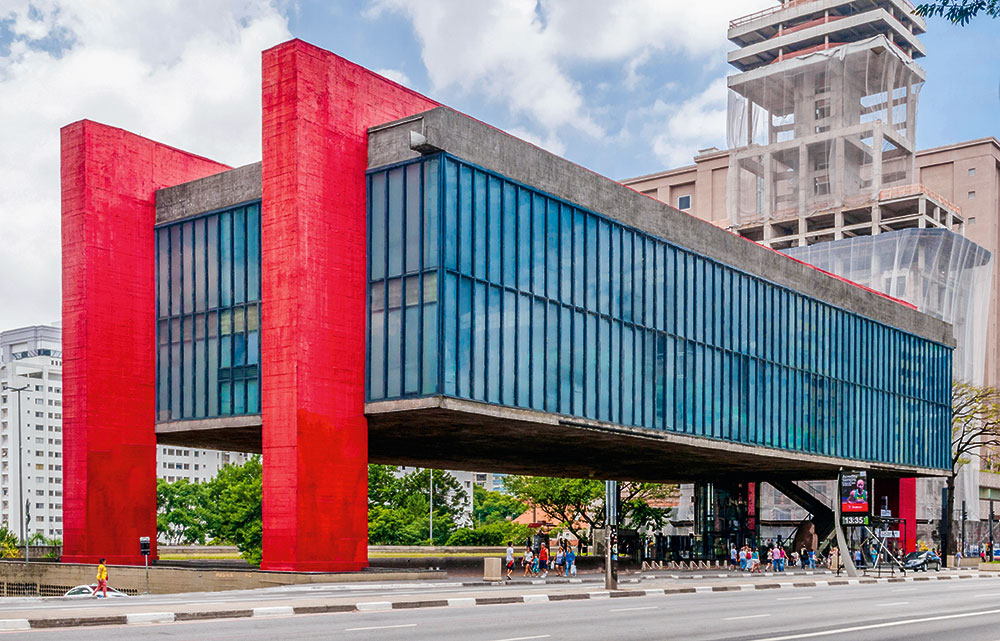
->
[[3, 384, 28, 563]]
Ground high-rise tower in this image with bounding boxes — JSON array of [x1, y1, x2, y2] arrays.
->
[[726, 0, 961, 248]]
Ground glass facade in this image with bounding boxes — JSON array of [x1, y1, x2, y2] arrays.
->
[[155, 202, 261, 421], [368, 154, 952, 471]]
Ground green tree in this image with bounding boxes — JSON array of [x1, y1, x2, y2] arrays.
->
[[445, 521, 532, 546], [946, 383, 1000, 557], [0, 526, 20, 558], [157, 478, 209, 545], [914, 0, 1000, 24], [366, 466, 469, 545], [503, 476, 675, 544], [472, 485, 526, 526], [202, 457, 263, 564]]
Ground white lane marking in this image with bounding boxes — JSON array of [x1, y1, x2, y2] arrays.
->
[[588, 591, 611, 599], [875, 601, 909, 607], [777, 596, 813, 601], [891, 588, 918, 593], [345, 623, 418, 632], [487, 636, 550, 641], [126, 612, 176, 624], [611, 606, 658, 612], [355, 601, 393, 611], [976, 593, 1000, 597], [751, 608, 1000, 641], [448, 597, 476, 607], [252, 606, 294, 617], [694, 586, 713, 593], [0, 620, 30, 631], [522, 594, 549, 603], [726, 613, 773, 621]]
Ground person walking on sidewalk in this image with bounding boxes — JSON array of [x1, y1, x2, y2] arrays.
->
[[93, 558, 108, 598], [505, 542, 515, 580], [539, 542, 550, 578], [565, 543, 576, 577]]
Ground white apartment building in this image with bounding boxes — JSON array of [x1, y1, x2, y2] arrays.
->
[[0, 324, 248, 542], [1, 324, 64, 539]]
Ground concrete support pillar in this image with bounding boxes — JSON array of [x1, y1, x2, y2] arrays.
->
[[834, 210, 844, 240], [60, 122, 229, 565], [872, 204, 881, 236], [798, 144, 809, 216], [763, 152, 773, 220], [259, 40, 439, 571], [872, 125, 884, 199]]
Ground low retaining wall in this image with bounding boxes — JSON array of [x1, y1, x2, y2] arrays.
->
[[0, 560, 444, 596]]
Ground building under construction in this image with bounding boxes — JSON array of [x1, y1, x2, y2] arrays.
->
[[625, 0, 997, 551]]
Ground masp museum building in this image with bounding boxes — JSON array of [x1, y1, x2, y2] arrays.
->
[[61, 40, 953, 570]]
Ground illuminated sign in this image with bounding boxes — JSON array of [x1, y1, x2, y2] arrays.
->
[[840, 470, 870, 515]]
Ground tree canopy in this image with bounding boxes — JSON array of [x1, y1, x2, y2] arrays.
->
[[913, 0, 1000, 24], [502, 476, 675, 543]]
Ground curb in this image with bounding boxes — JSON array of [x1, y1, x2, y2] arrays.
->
[[1, 572, 983, 631]]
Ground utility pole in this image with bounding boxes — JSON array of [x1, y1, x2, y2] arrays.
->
[[605, 480, 619, 590], [4, 384, 28, 563], [429, 469, 434, 545], [962, 500, 968, 557], [990, 500, 995, 561]]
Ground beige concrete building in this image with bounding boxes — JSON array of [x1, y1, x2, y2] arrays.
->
[[624, 138, 1000, 390]]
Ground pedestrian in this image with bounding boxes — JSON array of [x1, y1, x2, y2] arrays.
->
[[751, 548, 761, 573], [809, 549, 816, 569], [791, 550, 800, 568], [767, 546, 774, 572], [956, 549, 963, 567], [505, 541, 515, 581], [523, 546, 534, 577], [539, 541, 550, 578], [739, 546, 747, 571], [778, 546, 786, 572], [555, 542, 565, 575], [730, 544, 738, 570], [93, 558, 108, 598], [800, 546, 807, 568]]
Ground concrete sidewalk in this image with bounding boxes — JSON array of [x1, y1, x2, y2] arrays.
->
[[0, 569, 988, 632]]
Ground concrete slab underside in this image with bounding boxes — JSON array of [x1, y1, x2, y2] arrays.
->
[[154, 398, 945, 483], [365, 397, 945, 482]]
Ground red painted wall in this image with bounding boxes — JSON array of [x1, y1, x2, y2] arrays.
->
[[61, 120, 228, 565], [259, 40, 438, 571], [874, 477, 918, 554]]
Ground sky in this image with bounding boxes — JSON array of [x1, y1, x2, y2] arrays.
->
[[0, 0, 997, 331]]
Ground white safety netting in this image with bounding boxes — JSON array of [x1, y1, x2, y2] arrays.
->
[[784, 229, 994, 520], [727, 35, 924, 226]]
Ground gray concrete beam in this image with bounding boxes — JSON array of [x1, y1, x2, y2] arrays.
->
[[368, 106, 955, 347], [156, 162, 262, 224]]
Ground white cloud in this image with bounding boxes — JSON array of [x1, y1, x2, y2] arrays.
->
[[0, 1, 290, 330], [375, 68, 411, 86], [367, 0, 771, 173], [650, 76, 730, 168]]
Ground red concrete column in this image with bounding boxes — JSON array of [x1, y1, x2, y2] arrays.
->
[[259, 40, 438, 571], [61, 121, 228, 564], [899, 477, 917, 553], [874, 477, 917, 554]]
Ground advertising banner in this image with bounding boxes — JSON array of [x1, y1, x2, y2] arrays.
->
[[840, 470, 870, 515]]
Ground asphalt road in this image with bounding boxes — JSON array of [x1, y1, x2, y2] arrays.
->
[[8, 576, 1000, 640]]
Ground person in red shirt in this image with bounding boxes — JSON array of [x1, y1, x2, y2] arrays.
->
[[539, 542, 550, 578]]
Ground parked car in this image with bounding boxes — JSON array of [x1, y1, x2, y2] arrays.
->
[[63, 584, 130, 598], [902, 550, 941, 572]]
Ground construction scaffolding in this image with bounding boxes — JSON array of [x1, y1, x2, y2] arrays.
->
[[727, 35, 924, 229]]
